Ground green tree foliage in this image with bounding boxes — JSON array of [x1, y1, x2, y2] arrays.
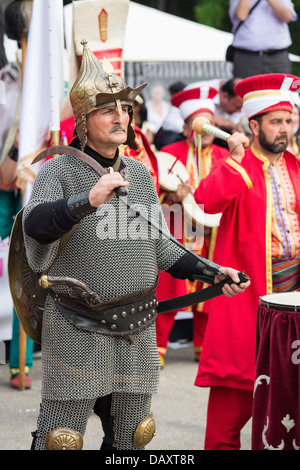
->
[[289, 0, 300, 55], [194, 0, 232, 32]]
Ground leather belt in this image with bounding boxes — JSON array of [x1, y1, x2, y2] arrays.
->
[[49, 271, 249, 334], [50, 285, 158, 337], [235, 47, 287, 56]]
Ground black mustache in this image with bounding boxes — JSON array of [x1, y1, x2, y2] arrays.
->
[[275, 134, 288, 141]]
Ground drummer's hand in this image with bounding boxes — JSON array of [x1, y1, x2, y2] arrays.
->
[[214, 267, 251, 298], [228, 132, 250, 163], [174, 182, 194, 203]]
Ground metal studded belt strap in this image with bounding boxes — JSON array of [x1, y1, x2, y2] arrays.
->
[[49, 285, 158, 337]]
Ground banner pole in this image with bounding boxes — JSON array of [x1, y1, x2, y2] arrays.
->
[[18, 34, 28, 391]]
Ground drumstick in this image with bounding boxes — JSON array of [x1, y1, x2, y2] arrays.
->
[[167, 143, 189, 175], [168, 156, 180, 175]]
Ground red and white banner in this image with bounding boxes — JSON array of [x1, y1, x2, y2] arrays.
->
[[68, 0, 129, 86]]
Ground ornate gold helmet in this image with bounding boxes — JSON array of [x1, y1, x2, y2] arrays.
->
[[69, 40, 146, 150]]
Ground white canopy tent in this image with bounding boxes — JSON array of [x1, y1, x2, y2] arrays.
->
[[123, 3, 235, 91], [64, 1, 234, 61], [123, 2, 234, 62]]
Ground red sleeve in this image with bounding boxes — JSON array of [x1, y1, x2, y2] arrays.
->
[[194, 156, 253, 213]]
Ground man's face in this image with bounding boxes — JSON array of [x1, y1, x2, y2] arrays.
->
[[184, 111, 214, 149], [220, 93, 243, 115], [254, 110, 292, 154], [86, 104, 130, 152]]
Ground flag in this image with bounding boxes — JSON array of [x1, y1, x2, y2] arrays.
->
[[18, 0, 64, 204]]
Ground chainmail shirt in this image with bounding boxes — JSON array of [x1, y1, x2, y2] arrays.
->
[[23, 154, 185, 401]]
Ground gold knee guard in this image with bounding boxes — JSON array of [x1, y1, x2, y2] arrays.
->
[[45, 427, 83, 450], [134, 415, 156, 449]]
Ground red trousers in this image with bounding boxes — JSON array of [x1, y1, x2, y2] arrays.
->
[[204, 386, 253, 450]]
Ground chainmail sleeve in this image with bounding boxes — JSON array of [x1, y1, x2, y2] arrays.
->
[[22, 158, 67, 273]]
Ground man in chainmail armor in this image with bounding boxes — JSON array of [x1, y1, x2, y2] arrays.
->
[[23, 41, 249, 450]]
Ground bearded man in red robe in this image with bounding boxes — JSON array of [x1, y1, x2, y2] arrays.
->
[[194, 73, 300, 450]]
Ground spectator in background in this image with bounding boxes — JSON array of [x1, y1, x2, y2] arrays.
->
[[213, 78, 243, 134], [132, 93, 155, 145], [145, 84, 170, 134], [155, 85, 230, 366], [229, 0, 297, 78], [1, 132, 34, 390], [132, 93, 148, 130], [154, 81, 186, 150]]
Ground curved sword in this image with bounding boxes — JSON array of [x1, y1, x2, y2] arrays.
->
[[32, 145, 250, 312]]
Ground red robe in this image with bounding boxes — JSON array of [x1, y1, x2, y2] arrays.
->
[[155, 140, 229, 353], [194, 146, 300, 391]]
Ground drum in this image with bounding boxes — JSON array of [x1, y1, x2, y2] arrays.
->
[[155, 151, 222, 228], [252, 292, 300, 450], [260, 292, 300, 311], [155, 151, 189, 192]]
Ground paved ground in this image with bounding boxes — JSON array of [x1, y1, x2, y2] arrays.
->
[[0, 342, 252, 451]]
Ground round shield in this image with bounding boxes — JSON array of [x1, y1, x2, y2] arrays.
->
[[8, 208, 45, 344]]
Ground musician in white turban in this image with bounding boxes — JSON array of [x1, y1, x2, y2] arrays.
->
[[155, 85, 230, 366]]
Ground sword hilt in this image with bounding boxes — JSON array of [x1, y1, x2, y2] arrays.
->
[[115, 186, 128, 197], [107, 166, 128, 197]]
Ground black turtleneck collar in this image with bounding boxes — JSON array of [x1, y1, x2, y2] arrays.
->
[[69, 136, 120, 168], [84, 144, 120, 168]]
